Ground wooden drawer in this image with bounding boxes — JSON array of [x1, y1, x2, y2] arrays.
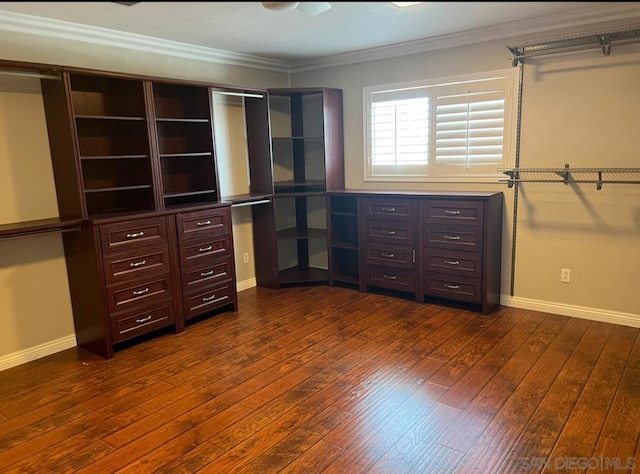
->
[[424, 273, 482, 304], [363, 242, 414, 269], [178, 234, 232, 267], [423, 200, 484, 225], [176, 208, 230, 241], [424, 224, 483, 252], [110, 302, 175, 344], [106, 275, 172, 314], [361, 198, 414, 221], [99, 217, 168, 254], [423, 248, 482, 278], [363, 219, 415, 246], [364, 265, 415, 293], [183, 283, 234, 320], [102, 245, 170, 285], [181, 256, 233, 291]]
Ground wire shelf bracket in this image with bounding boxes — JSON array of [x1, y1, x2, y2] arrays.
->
[[507, 25, 640, 67]]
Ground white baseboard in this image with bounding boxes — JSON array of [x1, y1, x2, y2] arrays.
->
[[237, 277, 257, 292], [0, 334, 77, 372], [501, 295, 640, 328]]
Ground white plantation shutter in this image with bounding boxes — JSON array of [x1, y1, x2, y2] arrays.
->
[[365, 70, 515, 180], [435, 90, 506, 174], [369, 89, 429, 176]]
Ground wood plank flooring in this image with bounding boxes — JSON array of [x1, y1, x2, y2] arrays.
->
[[0, 285, 638, 473]]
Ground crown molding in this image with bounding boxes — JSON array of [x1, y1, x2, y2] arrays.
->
[[290, 2, 640, 72], [0, 10, 292, 73], [2, 3, 640, 76]]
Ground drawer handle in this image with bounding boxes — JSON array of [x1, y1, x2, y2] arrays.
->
[[445, 210, 461, 215], [444, 260, 460, 266], [381, 207, 396, 213], [444, 283, 460, 290], [133, 287, 150, 296], [200, 270, 215, 277], [198, 246, 213, 252], [381, 252, 395, 258], [126, 231, 145, 239], [135, 315, 152, 324], [129, 260, 147, 268], [196, 220, 211, 226], [383, 274, 397, 281], [381, 230, 396, 236], [444, 235, 460, 241], [203, 294, 216, 302]]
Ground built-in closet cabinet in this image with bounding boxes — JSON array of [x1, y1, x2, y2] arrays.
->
[[253, 88, 344, 288], [36, 68, 246, 358]]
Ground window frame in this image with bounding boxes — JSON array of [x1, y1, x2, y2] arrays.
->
[[363, 68, 520, 183]]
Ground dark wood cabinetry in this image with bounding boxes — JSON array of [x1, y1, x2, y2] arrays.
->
[[33, 66, 251, 358], [254, 88, 344, 288], [328, 191, 503, 314]]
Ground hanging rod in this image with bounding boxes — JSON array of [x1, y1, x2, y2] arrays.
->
[[212, 90, 264, 99], [507, 25, 640, 66], [498, 164, 640, 190], [0, 69, 61, 80]]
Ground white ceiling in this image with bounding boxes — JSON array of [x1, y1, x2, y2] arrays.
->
[[0, 2, 639, 69]]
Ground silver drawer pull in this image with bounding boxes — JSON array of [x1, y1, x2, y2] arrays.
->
[[126, 231, 145, 239], [381, 230, 396, 236], [444, 235, 460, 240], [198, 246, 213, 252], [444, 260, 460, 266], [196, 220, 211, 226], [383, 274, 397, 280], [381, 207, 396, 213], [381, 252, 395, 258], [135, 315, 152, 324], [200, 270, 214, 277], [129, 260, 147, 268], [203, 294, 216, 302], [445, 210, 461, 215], [444, 283, 460, 290], [133, 287, 150, 296]]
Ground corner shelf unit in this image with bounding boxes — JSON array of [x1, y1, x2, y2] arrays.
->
[[498, 164, 640, 190]]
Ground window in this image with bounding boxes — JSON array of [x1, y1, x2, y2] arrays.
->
[[364, 69, 518, 181]]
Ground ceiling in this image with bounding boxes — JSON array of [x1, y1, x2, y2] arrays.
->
[[0, 2, 639, 69]]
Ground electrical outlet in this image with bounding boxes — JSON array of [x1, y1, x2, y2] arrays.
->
[[561, 268, 571, 283], [243, 252, 249, 264]]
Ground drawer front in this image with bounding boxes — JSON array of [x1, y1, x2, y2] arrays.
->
[[423, 200, 484, 225], [181, 257, 233, 291], [107, 276, 172, 313], [424, 273, 482, 304], [179, 234, 232, 267], [361, 198, 415, 221], [110, 302, 175, 344], [363, 242, 414, 269], [103, 246, 170, 285], [364, 265, 415, 292], [424, 224, 483, 251], [424, 249, 482, 278], [176, 208, 230, 240], [183, 283, 234, 320], [364, 219, 415, 246], [99, 217, 168, 254]]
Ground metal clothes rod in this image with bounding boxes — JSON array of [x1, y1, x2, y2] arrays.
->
[[0, 70, 61, 80], [212, 90, 264, 99]]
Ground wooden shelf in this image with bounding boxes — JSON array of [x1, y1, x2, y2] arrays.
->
[[274, 180, 326, 194], [155, 118, 210, 123], [164, 189, 217, 198], [159, 152, 212, 158], [75, 115, 146, 121], [278, 266, 328, 284], [277, 227, 327, 240], [0, 218, 83, 239], [84, 184, 152, 193], [80, 154, 149, 160]]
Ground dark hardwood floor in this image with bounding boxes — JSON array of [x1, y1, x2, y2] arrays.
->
[[0, 285, 638, 473]]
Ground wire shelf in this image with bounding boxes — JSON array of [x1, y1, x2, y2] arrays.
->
[[498, 164, 640, 190]]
